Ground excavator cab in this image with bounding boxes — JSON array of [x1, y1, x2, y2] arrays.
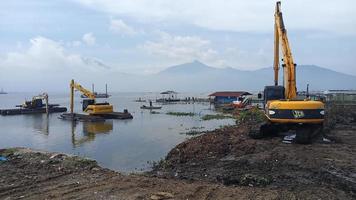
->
[[22, 98, 44, 109], [82, 99, 95, 111], [263, 86, 285, 105]]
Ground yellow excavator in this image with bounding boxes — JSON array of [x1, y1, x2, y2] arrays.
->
[[70, 79, 113, 115], [259, 2, 324, 143]]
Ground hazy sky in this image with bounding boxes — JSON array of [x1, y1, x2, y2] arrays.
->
[[0, 0, 355, 91]]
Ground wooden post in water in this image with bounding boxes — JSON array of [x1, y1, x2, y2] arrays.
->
[[106, 84, 108, 96], [70, 79, 74, 114], [45, 93, 49, 115]]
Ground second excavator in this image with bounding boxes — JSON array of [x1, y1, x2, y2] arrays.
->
[[255, 2, 325, 143], [60, 79, 133, 121], [70, 80, 113, 115]]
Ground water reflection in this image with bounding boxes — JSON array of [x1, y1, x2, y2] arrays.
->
[[30, 114, 50, 135], [71, 121, 113, 147], [83, 121, 113, 134]]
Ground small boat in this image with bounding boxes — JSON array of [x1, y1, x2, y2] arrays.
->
[[0, 88, 7, 94], [140, 105, 162, 110]]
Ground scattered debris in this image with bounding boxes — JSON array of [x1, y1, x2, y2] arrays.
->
[[323, 137, 332, 143], [283, 134, 296, 142], [150, 192, 174, 200]]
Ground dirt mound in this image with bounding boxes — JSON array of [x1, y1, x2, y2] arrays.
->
[[164, 125, 277, 165], [152, 124, 356, 199]]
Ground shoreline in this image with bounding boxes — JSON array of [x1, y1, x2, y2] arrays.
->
[[1, 123, 355, 199]]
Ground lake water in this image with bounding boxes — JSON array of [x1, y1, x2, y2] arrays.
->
[[0, 92, 235, 172]]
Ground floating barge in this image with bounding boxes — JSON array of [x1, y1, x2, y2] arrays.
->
[[59, 113, 105, 122], [96, 111, 133, 119], [1, 107, 67, 116], [59, 110, 133, 122], [1, 93, 67, 116]]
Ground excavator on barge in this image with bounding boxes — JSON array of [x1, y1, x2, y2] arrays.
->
[[59, 79, 133, 121], [254, 2, 324, 143]]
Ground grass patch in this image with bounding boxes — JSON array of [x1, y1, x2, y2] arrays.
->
[[0, 148, 18, 157], [151, 158, 170, 170], [236, 108, 266, 124], [201, 114, 234, 121], [166, 112, 195, 117]]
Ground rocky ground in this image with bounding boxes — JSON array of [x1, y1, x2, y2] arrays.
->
[[1, 105, 355, 199], [0, 148, 310, 200], [151, 124, 356, 199]]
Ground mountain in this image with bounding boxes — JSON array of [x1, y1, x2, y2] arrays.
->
[[148, 61, 356, 92], [7, 60, 355, 93], [159, 60, 217, 75]]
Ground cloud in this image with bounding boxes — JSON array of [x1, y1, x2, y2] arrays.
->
[[0, 36, 114, 91], [82, 32, 96, 45], [0, 36, 108, 72], [74, 0, 356, 35], [141, 31, 221, 65], [109, 19, 137, 36], [71, 40, 82, 47]]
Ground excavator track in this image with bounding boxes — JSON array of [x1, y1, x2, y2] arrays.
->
[[249, 122, 323, 144], [248, 122, 280, 139], [295, 124, 323, 144]]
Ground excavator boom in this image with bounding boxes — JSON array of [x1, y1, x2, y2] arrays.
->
[[70, 80, 96, 99], [256, 2, 325, 144], [274, 1, 297, 99], [70, 79, 113, 114]]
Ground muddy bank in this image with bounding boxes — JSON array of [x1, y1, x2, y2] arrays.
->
[[2, 141, 354, 200], [0, 147, 320, 200], [1, 130, 355, 200], [151, 123, 356, 199]]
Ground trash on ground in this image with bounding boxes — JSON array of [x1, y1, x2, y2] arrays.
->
[[0, 156, 7, 161]]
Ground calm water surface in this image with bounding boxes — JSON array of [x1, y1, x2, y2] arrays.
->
[[0, 92, 234, 172]]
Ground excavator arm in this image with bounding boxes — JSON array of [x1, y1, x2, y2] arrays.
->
[[70, 79, 96, 113], [70, 80, 96, 99], [69, 79, 113, 114], [274, 1, 297, 99]]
